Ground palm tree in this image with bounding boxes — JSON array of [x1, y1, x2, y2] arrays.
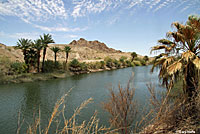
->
[[63, 46, 71, 68], [40, 33, 55, 73], [32, 39, 43, 73], [143, 55, 149, 62], [151, 15, 200, 99], [131, 52, 137, 62], [50, 46, 60, 66], [15, 38, 32, 72]]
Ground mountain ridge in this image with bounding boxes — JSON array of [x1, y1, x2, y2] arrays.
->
[[0, 38, 132, 63]]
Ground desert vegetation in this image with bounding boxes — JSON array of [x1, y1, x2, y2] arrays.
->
[[0, 35, 148, 84], [1, 11, 199, 134]]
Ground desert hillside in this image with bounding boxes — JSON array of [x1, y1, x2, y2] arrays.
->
[[0, 38, 139, 63]]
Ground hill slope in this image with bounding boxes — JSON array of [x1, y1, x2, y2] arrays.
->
[[0, 39, 133, 63]]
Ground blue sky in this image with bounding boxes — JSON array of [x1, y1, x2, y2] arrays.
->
[[0, 0, 199, 56]]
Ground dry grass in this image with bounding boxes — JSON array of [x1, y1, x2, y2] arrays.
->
[[139, 84, 200, 134], [17, 89, 116, 134], [102, 74, 138, 134]]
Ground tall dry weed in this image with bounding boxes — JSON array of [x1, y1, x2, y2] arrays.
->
[[139, 84, 200, 134], [17, 88, 115, 134], [102, 75, 137, 134]]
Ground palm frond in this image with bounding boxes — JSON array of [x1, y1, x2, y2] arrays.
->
[[193, 57, 200, 70], [181, 51, 195, 62], [167, 61, 182, 75], [158, 39, 174, 45], [151, 45, 167, 52]]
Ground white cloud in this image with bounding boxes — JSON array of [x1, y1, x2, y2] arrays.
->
[[0, 0, 68, 23], [0, 31, 39, 40], [33, 24, 88, 32], [71, 0, 115, 18]]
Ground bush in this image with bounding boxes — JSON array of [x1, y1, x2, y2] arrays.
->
[[100, 61, 105, 69], [133, 61, 142, 66], [69, 59, 88, 72], [119, 56, 127, 63], [43, 60, 61, 73], [125, 60, 132, 67], [69, 59, 80, 68], [10, 62, 28, 74], [80, 62, 88, 71], [113, 59, 121, 68], [119, 56, 128, 66], [104, 57, 114, 68]]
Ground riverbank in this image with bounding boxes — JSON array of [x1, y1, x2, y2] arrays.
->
[[0, 72, 67, 84], [0, 65, 134, 84]]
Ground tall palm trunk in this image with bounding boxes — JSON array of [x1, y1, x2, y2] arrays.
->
[[42, 47, 47, 73], [185, 62, 198, 99], [23, 50, 30, 73], [54, 53, 57, 66], [64, 52, 69, 70], [66, 52, 69, 64], [37, 51, 40, 73]]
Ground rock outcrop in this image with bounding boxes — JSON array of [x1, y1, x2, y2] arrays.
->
[[69, 38, 122, 53]]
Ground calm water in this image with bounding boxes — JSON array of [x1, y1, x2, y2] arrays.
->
[[0, 66, 164, 134]]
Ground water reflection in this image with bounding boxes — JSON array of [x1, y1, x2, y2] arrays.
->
[[0, 66, 164, 133]]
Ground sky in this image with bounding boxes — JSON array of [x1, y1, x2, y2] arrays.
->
[[0, 0, 199, 56]]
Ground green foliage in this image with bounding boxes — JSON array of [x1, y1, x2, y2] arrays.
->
[[79, 62, 88, 71], [10, 62, 28, 74], [104, 57, 114, 68], [40, 33, 55, 47], [69, 59, 88, 72], [69, 59, 80, 68], [50, 46, 61, 53], [87, 62, 100, 69], [43, 60, 61, 73], [133, 60, 142, 66], [119, 56, 128, 66], [143, 55, 149, 62], [64, 46, 71, 53], [131, 52, 137, 60], [125, 60, 132, 67], [100, 61, 105, 69], [119, 56, 127, 62], [113, 59, 121, 68]]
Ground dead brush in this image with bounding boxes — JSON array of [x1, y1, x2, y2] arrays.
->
[[17, 88, 115, 134], [102, 75, 138, 134], [139, 84, 200, 134]]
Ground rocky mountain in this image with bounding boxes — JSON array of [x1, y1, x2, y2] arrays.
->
[[69, 38, 122, 53], [0, 39, 132, 63]]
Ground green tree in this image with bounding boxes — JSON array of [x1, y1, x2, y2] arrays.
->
[[143, 55, 149, 62], [50, 46, 61, 66], [15, 38, 32, 72], [32, 39, 43, 73], [40, 33, 55, 72], [63, 46, 71, 68], [151, 15, 200, 99], [131, 52, 137, 62]]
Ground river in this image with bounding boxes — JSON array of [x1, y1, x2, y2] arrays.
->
[[0, 65, 165, 134]]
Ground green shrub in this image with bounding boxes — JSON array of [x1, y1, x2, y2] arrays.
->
[[119, 56, 127, 63], [113, 59, 121, 68], [43, 60, 61, 73], [130, 62, 135, 67], [100, 61, 105, 69], [80, 62, 88, 71], [104, 57, 114, 68], [133, 60, 142, 66], [10, 62, 28, 74], [69, 59, 80, 68], [140, 59, 146, 65], [134, 57, 146, 66], [125, 60, 132, 67], [69, 59, 88, 72]]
